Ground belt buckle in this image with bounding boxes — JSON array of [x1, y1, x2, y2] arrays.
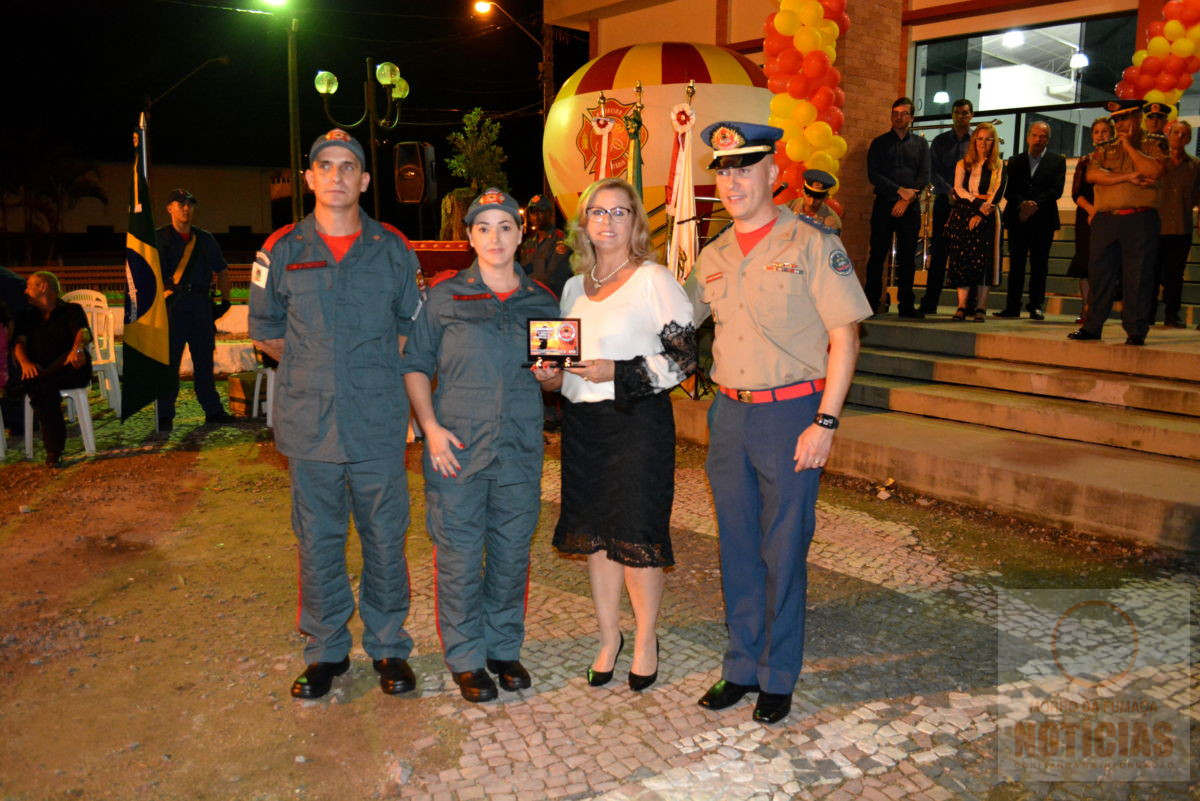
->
[[737, 390, 754, 403]]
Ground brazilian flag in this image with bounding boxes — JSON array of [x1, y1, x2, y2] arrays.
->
[[120, 113, 172, 421]]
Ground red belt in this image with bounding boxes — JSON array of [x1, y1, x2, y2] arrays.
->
[[720, 379, 826, 404], [1104, 207, 1154, 216]]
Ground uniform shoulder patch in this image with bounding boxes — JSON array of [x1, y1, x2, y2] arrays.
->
[[829, 249, 854, 276], [261, 223, 296, 253], [530, 278, 557, 299], [380, 222, 413, 248], [428, 270, 458, 289], [554, 229, 565, 240], [797, 214, 837, 235]]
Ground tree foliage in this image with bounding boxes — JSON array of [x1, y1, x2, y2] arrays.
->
[[445, 108, 508, 193]]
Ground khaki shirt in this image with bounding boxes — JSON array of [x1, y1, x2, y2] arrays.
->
[[1092, 136, 1165, 212], [1156, 154, 1200, 235], [687, 207, 871, 390]]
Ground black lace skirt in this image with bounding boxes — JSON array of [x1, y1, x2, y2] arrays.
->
[[552, 392, 675, 568]]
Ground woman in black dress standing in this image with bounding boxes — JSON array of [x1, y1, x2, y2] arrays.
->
[[1067, 116, 1114, 325], [945, 122, 1007, 321]]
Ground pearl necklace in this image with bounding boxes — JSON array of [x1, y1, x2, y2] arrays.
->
[[589, 256, 631, 288]]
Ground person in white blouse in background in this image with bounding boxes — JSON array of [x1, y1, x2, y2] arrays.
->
[[944, 121, 1007, 322], [541, 177, 697, 692]]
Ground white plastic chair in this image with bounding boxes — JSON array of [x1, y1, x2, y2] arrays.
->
[[24, 388, 97, 458], [62, 290, 121, 417], [252, 366, 276, 428]]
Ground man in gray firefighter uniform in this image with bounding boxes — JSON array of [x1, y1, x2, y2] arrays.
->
[[250, 129, 423, 700]]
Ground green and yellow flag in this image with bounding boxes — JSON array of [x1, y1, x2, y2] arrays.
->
[[120, 113, 172, 421]]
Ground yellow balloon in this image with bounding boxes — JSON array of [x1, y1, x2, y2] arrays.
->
[[1144, 88, 1168, 104], [817, 20, 840, 45], [821, 43, 837, 63], [1167, 88, 1184, 104], [793, 26, 821, 54], [1188, 24, 1200, 42], [1132, 49, 1148, 66], [770, 93, 799, 119], [1148, 35, 1171, 58], [797, 0, 824, 28], [782, 121, 803, 142], [1171, 37, 1195, 58], [791, 99, 818, 127], [774, 10, 799, 36], [809, 150, 836, 173], [779, 0, 804, 10], [1164, 19, 1186, 42], [785, 136, 811, 162], [827, 135, 848, 159], [804, 121, 834, 149]]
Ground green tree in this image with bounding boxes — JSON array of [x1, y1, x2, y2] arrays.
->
[[446, 108, 508, 193]]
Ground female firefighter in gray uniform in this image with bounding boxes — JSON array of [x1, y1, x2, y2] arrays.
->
[[402, 188, 560, 702]]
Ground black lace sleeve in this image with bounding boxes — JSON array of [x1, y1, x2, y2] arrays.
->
[[613, 320, 698, 406]]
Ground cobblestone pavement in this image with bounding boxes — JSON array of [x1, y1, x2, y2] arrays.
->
[[4, 391, 1198, 801]]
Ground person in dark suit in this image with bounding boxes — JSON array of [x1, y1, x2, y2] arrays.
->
[[996, 122, 1066, 320]]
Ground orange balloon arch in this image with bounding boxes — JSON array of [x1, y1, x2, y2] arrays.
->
[[1114, 0, 1200, 109]]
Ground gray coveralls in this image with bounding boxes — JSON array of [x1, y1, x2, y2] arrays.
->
[[248, 211, 421, 664], [400, 263, 558, 673]]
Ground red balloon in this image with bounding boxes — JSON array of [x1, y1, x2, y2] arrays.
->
[[776, 186, 799, 205], [820, 0, 846, 17], [1178, 71, 1194, 90], [812, 85, 835, 111], [778, 47, 804, 74], [826, 197, 844, 216], [836, 12, 851, 35], [1139, 58, 1160, 77], [1184, 0, 1200, 24], [782, 163, 804, 188], [763, 59, 780, 78], [768, 75, 790, 95], [774, 147, 791, 166], [1164, 0, 1184, 21], [787, 74, 811, 99], [833, 87, 846, 107], [1115, 80, 1138, 99], [1185, 55, 1200, 72], [818, 106, 845, 133], [1148, 20, 1166, 39], [1164, 54, 1186, 75], [1156, 71, 1178, 91], [821, 66, 842, 88], [803, 50, 830, 80], [1137, 72, 1157, 92], [765, 31, 791, 57]]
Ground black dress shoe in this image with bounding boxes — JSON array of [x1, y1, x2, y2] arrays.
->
[[586, 633, 624, 687], [205, 411, 236, 425], [373, 658, 416, 695], [44, 452, 63, 468], [452, 668, 498, 702], [897, 308, 925, 319], [1067, 329, 1101, 341], [1164, 318, 1185, 328], [291, 657, 350, 699], [993, 309, 1020, 318], [628, 637, 658, 692], [698, 678, 759, 710], [1125, 335, 1146, 346], [753, 692, 792, 724], [1028, 308, 1045, 321], [157, 418, 174, 433], [486, 658, 532, 691]]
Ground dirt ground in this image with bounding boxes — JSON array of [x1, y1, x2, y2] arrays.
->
[[0, 401, 1193, 801]]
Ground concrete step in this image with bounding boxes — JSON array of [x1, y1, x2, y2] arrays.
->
[[848, 374, 1200, 460], [669, 396, 1200, 552], [860, 318, 1200, 381], [856, 347, 1200, 417]]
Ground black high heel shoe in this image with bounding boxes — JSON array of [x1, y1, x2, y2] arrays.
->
[[628, 636, 658, 692], [586, 633, 624, 687]]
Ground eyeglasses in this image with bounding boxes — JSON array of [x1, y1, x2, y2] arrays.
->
[[585, 206, 633, 221], [977, 137, 995, 142]]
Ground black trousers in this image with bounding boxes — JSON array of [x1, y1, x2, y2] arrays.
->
[[919, 194, 952, 312], [1154, 233, 1190, 323], [157, 293, 222, 421], [1086, 210, 1159, 338], [1003, 221, 1054, 313], [865, 196, 921, 313], [17, 362, 91, 455]]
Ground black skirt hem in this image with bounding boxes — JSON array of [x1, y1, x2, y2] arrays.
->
[[552, 529, 674, 568]]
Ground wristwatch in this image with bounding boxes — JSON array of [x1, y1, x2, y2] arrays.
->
[[813, 413, 839, 430]]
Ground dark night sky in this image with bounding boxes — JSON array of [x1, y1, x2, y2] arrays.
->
[[7, 0, 589, 208]]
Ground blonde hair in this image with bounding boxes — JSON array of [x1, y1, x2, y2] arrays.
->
[[964, 122, 1003, 173], [565, 178, 655, 274]]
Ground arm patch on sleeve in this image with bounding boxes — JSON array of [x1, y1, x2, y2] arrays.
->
[[829, 250, 853, 276]]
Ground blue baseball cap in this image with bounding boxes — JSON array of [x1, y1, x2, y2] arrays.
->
[[464, 188, 521, 227], [309, 129, 366, 168]]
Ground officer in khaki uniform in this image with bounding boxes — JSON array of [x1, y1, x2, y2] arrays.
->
[[1069, 99, 1166, 346], [687, 122, 872, 724], [250, 129, 423, 700]]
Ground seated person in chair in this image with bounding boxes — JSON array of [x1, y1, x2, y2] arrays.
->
[[12, 271, 91, 467]]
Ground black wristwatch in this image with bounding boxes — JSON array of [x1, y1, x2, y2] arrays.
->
[[813, 413, 839, 430]]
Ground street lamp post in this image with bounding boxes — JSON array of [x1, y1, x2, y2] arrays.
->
[[313, 59, 410, 218], [474, 1, 554, 198]]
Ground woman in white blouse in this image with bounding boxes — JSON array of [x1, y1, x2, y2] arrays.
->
[[944, 121, 1007, 322], [544, 177, 696, 692]]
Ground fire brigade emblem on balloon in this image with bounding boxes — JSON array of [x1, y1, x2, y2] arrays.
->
[[576, 97, 648, 180]]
